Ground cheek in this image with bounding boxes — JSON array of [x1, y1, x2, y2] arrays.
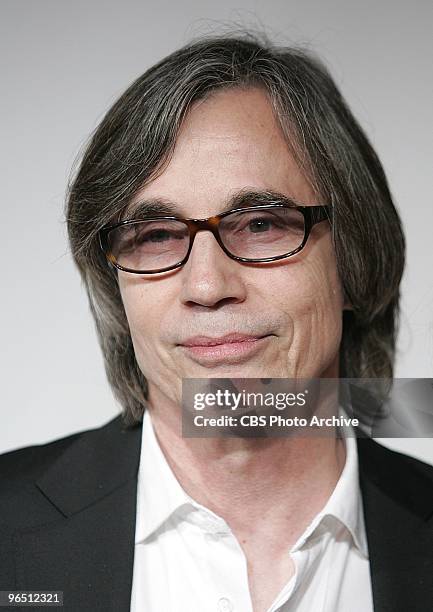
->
[[270, 245, 344, 370], [271, 258, 343, 321], [118, 277, 186, 382], [118, 277, 162, 351]]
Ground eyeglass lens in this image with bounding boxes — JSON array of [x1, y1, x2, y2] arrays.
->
[[106, 206, 306, 272]]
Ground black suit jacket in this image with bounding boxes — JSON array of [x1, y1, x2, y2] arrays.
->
[[0, 414, 432, 611]]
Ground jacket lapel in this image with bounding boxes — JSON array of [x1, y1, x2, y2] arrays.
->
[[14, 416, 143, 612], [357, 438, 433, 612]]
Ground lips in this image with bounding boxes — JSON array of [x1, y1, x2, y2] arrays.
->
[[178, 333, 274, 367], [180, 333, 266, 347]]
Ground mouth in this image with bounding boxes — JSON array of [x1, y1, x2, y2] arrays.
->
[[178, 333, 275, 366]]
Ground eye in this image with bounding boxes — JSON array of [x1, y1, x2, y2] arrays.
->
[[246, 216, 283, 233], [137, 228, 174, 243], [224, 211, 283, 231], [111, 221, 188, 256]]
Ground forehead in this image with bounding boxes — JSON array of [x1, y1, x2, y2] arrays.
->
[[130, 87, 317, 216]]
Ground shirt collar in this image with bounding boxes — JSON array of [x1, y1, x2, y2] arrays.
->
[[135, 409, 193, 543], [135, 407, 369, 558], [290, 427, 369, 558]]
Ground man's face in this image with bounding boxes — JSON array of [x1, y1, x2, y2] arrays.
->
[[118, 88, 345, 408]]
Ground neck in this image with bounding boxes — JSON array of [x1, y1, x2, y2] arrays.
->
[[146, 391, 346, 549]]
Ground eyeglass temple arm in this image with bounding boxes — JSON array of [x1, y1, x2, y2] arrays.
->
[[305, 205, 332, 226]]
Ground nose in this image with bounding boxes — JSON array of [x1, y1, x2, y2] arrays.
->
[[179, 230, 247, 308]]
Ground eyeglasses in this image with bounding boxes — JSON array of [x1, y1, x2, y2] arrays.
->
[[99, 202, 331, 275]]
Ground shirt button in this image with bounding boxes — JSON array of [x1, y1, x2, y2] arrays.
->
[[218, 597, 233, 612]]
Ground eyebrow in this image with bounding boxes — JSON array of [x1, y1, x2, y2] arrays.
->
[[123, 190, 304, 220]]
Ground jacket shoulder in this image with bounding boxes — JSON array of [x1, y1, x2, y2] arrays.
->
[[358, 437, 433, 479], [357, 437, 433, 516], [0, 414, 138, 532], [0, 415, 124, 486]]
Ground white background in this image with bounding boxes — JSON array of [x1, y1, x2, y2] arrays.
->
[[1, 0, 432, 462]]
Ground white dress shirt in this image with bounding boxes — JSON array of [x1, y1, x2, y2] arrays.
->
[[130, 410, 374, 612]]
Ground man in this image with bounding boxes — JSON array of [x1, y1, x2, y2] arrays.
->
[[1, 34, 432, 612]]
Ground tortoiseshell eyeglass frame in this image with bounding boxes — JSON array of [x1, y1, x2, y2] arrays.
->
[[99, 203, 332, 275]]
